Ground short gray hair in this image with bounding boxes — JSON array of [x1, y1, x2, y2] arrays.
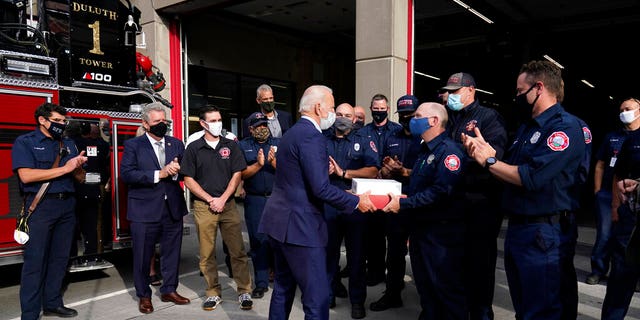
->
[[256, 84, 273, 98], [141, 102, 167, 122], [299, 85, 332, 113]]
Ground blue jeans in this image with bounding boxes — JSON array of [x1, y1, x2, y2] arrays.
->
[[590, 190, 613, 276]]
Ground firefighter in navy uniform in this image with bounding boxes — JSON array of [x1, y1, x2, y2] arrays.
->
[[324, 103, 380, 319], [462, 60, 586, 319], [12, 103, 87, 320], [370, 94, 422, 312], [441, 72, 508, 320], [602, 103, 640, 319], [69, 122, 113, 271], [238, 113, 280, 299], [383, 102, 468, 320], [358, 94, 402, 286]]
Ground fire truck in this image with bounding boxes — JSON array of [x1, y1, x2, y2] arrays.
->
[[0, 0, 174, 266]]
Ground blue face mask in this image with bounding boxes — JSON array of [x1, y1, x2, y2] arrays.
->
[[409, 117, 431, 137], [447, 93, 464, 111]]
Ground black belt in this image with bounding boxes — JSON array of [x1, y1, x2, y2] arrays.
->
[[508, 212, 571, 225], [247, 192, 272, 197], [27, 192, 74, 200]]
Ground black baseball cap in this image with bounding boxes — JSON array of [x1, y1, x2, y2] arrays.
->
[[441, 72, 476, 91], [396, 95, 419, 113], [249, 113, 268, 127]]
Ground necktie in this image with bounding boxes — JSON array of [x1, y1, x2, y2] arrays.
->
[[155, 141, 165, 166]]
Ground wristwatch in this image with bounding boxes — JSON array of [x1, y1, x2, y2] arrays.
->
[[484, 157, 497, 169]]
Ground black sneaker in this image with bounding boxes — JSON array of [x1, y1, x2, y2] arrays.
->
[[369, 293, 403, 311], [202, 295, 222, 311], [239, 293, 253, 310]]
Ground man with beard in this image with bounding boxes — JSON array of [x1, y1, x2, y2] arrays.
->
[[238, 113, 279, 299], [324, 103, 380, 318]]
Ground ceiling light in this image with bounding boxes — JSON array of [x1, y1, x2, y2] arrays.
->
[[414, 71, 440, 80], [452, 0, 494, 24], [543, 55, 565, 69], [475, 88, 494, 95], [581, 80, 595, 88]]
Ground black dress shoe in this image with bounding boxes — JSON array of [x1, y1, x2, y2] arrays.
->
[[43, 306, 78, 318], [351, 303, 366, 319], [369, 293, 403, 311], [251, 287, 269, 299], [333, 280, 348, 298]]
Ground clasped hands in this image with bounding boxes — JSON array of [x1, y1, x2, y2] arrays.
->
[[159, 157, 180, 179]]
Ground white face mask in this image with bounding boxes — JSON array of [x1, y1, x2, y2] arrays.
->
[[320, 111, 336, 130], [620, 109, 639, 124], [206, 121, 223, 136]]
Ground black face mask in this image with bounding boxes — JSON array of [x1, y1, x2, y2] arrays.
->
[[353, 120, 365, 131], [398, 114, 412, 131], [148, 122, 168, 138], [47, 121, 66, 140], [260, 101, 275, 113], [371, 111, 388, 124], [514, 84, 539, 121]]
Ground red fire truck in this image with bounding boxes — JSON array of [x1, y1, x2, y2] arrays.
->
[[0, 0, 174, 266]]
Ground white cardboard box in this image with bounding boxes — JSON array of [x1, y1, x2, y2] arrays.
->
[[351, 178, 402, 195]]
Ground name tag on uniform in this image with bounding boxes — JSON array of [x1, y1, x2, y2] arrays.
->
[[85, 172, 101, 184], [86, 146, 98, 157], [610, 156, 617, 167]]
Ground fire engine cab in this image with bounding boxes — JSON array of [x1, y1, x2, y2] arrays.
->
[[0, 0, 173, 266]]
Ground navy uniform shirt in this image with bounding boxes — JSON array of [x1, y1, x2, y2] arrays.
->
[[358, 120, 402, 161], [399, 132, 467, 222], [180, 136, 246, 199], [570, 118, 592, 211], [597, 129, 630, 192], [613, 128, 640, 180], [12, 128, 79, 193], [447, 100, 508, 193], [502, 104, 586, 216], [238, 136, 280, 195], [380, 129, 422, 194], [325, 129, 380, 191]]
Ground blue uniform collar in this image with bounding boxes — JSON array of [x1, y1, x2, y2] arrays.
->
[[532, 103, 564, 127], [424, 131, 447, 151]]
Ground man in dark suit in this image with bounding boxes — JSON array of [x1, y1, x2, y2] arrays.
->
[[242, 84, 294, 138], [258, 85, 377, 320], [120, 102, 190, 314]]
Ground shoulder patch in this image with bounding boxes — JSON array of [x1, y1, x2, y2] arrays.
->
[[369, 141, 378, 153], [582, 127, 592, 144], [444, 154, 461, 171], [547, 131, 570, 151]]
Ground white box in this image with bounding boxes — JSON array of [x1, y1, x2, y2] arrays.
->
[[351, 178, 402, 195]]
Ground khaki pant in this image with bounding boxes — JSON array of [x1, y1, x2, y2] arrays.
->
[[193, 199, 251, 297]]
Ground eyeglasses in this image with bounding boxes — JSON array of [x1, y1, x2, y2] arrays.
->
[[48, 117, 69, 125]]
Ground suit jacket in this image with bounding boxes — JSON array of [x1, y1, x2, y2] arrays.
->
[[242, 109, 294, 138], [120, 134, 188, 222], [258, 117, 359, 247]]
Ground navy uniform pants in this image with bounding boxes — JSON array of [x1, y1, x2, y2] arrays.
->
[[505, 218, 562, 320], [410, 221, 467, 320], [244, 194, 272, 289], [20, 196, 76, 320], [602, 205, 640, 320]]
